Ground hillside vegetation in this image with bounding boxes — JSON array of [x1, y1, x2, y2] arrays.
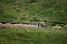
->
[[0, 0, 67, 23], [0, 28, 67, 44]]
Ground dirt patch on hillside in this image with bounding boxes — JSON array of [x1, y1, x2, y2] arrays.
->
[[0, 23, 39, 28]]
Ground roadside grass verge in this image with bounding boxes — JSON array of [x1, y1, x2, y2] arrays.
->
[[0, 28, 67, 44]]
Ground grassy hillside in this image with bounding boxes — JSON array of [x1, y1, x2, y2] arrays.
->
[[0, 0, 67, 23], [0, 28, 67, 44]]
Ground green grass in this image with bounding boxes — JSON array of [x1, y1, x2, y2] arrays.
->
[[0, 0, 67, 23], [0, 28, 67, 44]]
